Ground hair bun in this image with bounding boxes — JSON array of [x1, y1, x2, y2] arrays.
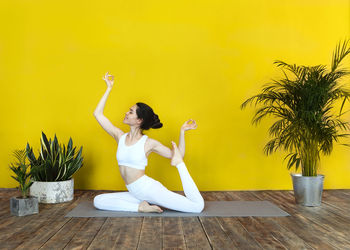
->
[[136, 102, 163, 130], [152, 114, 163, 129]]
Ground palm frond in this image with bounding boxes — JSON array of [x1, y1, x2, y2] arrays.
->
[[331, 39, 350, 72]]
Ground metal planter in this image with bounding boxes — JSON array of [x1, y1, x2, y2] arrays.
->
[[291, 173, 324, 206], [30, 178, 74, 203]]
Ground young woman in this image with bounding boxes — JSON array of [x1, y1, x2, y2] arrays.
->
[[93, 72, 204, 213]]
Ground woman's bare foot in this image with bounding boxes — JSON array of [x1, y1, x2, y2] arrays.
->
[[170, 141, 184, 166], [138, 201, 163, 213]]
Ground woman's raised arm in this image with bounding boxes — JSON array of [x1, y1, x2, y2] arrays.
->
[[94, 72, 114, 115], [93, 72, 124, 141], [178, 119, 198, 158]]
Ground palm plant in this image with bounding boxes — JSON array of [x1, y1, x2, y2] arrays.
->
[[9, 149, 33, 198], [26, 132, 84, 181], [241, 40, 350, 176]]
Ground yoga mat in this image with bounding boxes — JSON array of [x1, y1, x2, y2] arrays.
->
[[65, 201, 290, 217]]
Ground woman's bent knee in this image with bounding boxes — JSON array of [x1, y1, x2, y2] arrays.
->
[[192, 199, 205, 213], [93, 195, 103, 209]]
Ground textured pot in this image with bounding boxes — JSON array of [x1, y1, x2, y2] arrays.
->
[[291, 173, 324, 206], [10, 196, 39, 216], [30, 178, 74, 203]]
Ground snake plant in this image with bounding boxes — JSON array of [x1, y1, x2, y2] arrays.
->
[[26, 132, 84, 181], [241, 40, 350, 176], [9, 149, 33, 198]]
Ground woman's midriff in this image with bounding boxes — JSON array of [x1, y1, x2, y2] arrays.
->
[[119, 165, 145, 185]]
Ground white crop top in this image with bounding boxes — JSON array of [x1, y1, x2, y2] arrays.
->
[[116, 133, 148, 170]]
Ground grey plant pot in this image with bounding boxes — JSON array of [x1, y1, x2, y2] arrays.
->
[[10, 196, 39, 216], [30, 178, 74, 204], [291, 173, 325, 207]]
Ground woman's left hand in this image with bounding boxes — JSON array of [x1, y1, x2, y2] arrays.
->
[[181, 119, 198, 132]]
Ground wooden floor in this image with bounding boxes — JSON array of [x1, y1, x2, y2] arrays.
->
[[1, 189, 350, 249]]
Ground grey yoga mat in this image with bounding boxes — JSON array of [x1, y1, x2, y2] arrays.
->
[[65, 201, 290, 217]]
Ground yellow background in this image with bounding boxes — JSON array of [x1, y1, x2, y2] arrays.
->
[[1, 0, 350, 191]]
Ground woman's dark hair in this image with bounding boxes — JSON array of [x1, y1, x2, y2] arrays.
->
[[136, 102, 163, 130]]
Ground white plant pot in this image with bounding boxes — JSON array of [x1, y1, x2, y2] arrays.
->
[[30, 178, 74, 204]]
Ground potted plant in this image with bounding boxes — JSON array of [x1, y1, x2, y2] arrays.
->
[[9, 149, 38, 216], [26, 131, 84, 203], [241, 40, 350, 206]]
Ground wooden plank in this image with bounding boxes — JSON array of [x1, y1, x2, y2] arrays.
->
[[114, 217, 143, 249], [0, 188, 19, 201], [87, 217, 128, 249], [40, 218, 89, 249], [11, 192, 89, 249], [87, 217, 143, 249], [227, 190, 262, 201], [237, 217, 286, 249], [199, 193, 235, 249], [137, 217, 163, 249], [181, 217, 211, 249], [163, 217, 186, 249], [227, 185, 319, 249], [0, 189, 40, 237], [64, 217, 107, 249], [206, 191, 232, 201], [208, 192, 261, 249], [0, 189, 86, 235], [278, 191, 350, 239], [320, 196, 350, 236], [254, 217, 313, 249], [339, 189, 350, 197], [208, 192, 262, 249], [326, 189, 350, 199], [323, 190, 350, 211], [202, 191, 217, 201], [1, 189, 350, 249], [0, 189, 29, 220], [253, 190, 349, 249], [229, 191, 312, 249], [1, 201, 74, 249], [0, 212, 40, 248], [198, 217, 235, 249], [217, 217, 262, 249], [225, 191, 287, 249]]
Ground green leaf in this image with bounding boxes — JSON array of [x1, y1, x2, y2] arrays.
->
[[41, 131, 51, 155]]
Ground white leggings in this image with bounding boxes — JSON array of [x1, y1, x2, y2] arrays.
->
[[93, 162, 204, 213]]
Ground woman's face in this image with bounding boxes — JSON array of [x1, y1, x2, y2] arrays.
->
[[123, 104, 142, 126]]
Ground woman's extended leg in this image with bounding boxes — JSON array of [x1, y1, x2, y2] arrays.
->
[[128, 142, 204, 213], [167, 141, 204, 211], [145, 162, 204, 213], [93, 192, 141, 212], [175, 161, 204, 205]]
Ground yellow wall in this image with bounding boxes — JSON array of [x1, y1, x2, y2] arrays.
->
[[1, 0, 350, 191]]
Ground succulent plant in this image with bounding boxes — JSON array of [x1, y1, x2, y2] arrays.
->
[[26, 131, 84, 181]]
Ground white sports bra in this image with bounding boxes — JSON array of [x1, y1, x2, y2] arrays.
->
[[116, 133, 148, 170]]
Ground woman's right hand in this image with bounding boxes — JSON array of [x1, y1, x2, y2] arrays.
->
[[102, 72, 115, 89]]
